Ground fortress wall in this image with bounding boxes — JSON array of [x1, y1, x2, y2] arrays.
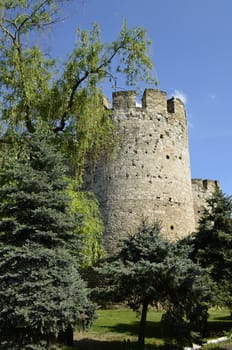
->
[[192, 179, 220, 228], [89, 89, 196, 249], [85, 89, 219, 251]]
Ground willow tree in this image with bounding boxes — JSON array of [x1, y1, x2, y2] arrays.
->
[[0, 0, 156, 183]]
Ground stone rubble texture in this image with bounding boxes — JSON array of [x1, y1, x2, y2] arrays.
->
[[86, 89, 219, 250]]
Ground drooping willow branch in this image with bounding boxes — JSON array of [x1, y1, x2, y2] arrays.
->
[[52, 44, 124, 133]]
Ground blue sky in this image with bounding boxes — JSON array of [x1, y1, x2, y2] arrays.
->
[[47, 0, 231, 195]]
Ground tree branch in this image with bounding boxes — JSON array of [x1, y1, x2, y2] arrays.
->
[[14, 31, 34, 133], [53, 45, 124, 133], [17, 0, 52, 33], [0, 23, 15, 41]]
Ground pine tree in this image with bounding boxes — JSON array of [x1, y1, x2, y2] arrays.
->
[[0, 134, 95, 350]]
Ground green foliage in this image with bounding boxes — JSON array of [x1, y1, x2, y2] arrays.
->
[[0, 133, 95, 349], [198, 188, 232, 232], [67, 182, 105, 266], [0, 1, 157, 278], [191, 189, 232, 313], [0, 1, 157, 183], [95, 221, 212, 348]]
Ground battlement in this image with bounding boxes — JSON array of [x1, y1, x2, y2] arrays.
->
[[192, 178, 220, 191], [112, 89, 186, 118], [112, 91, 137, 109], [167, 97, 185, 114], [142, 89, 167, 111]]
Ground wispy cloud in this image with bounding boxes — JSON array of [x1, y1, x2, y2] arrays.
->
[[170, 89, 192, 128], [187, 112, 194, 129], [208, 93, 216, 100], [172, 89, 187, 105]]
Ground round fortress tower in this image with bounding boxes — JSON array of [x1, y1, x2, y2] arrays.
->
[[90, 89, 196, 249]]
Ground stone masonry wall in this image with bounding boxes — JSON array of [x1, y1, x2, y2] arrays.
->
[[86, 88, 219, 251], [89, 89, 197, 250], [192, 179, 220, 228]]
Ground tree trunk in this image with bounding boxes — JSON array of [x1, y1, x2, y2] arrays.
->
[[58, 324, 73, 346], [138, 300, 149, 348]]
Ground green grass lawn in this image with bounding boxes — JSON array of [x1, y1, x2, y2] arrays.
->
[[207, 309, 232, 338], [84, 308, 164, 343], [71, 308, 165, 349], [62, 308, 232, 350]]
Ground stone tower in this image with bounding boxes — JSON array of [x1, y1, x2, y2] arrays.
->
[[88, 89, 198, 249]]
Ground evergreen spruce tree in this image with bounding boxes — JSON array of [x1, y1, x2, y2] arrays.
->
[[192, 189, 232, 313], [96, 221, 212, 348], [0, 134, 95, 350]]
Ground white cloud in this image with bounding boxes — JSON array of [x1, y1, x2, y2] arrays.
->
[[172, 89, 187, 105], [136, 101, 142, 107]]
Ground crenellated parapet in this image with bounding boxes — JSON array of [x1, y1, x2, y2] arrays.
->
[[112, 89, 187, 127], [192, 178, 220, 191], [112, 89, 185, 113]]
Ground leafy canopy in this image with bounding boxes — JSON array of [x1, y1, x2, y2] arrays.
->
[[67, 182, 105, 266], [0, 0, 157, 182]]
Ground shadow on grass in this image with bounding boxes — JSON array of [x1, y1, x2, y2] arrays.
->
[[104, 320, 163, 339], [206, 319, 232, 337], [73, 338, 176, 350], [95, 318, 232, 340], [70, 314, 232, 350], [213, 315, 232, 321], [111, 319, 232, 338]]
